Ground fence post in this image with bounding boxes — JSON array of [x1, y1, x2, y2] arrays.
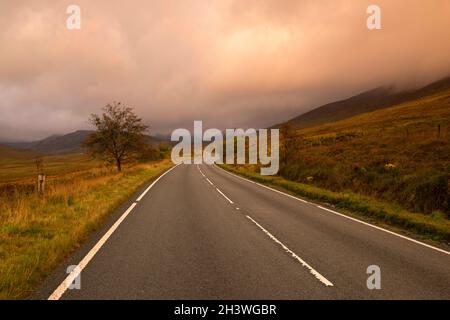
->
[[37, 174, 46, 194]]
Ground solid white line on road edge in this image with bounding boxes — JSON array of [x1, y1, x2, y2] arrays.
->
[[215, 165, 308, 203], [48, 202, 137, 300], [255, 182, 308, 204], [49, 164, 180, 300], [246, 215, 334, 287], [215, 165, 450, 256], [136, 164, 180, 202], [216, 188, 234, 204], [214, 164, 256, 184], [206, 178, 214, 186], [317, 206, 450, 255]]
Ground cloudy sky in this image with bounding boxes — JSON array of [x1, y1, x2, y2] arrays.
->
[[1, 0, 450, 141]]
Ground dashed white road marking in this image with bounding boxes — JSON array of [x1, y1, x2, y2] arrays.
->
[[48, 164, 179, 300], [206, 178, 214, 186], [215, 165, 450, 256], [246, 215, 334, 287], [216, 187, 234, 204]]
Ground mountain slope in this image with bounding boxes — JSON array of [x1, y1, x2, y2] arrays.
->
[[0, 144, 40, 159], [277, 76, 450, 129], [277, 83, 450, 216], [5, 130, 93, 154], [4, 130, 167, 155]]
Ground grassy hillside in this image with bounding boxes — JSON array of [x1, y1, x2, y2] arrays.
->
[[276, 76, 450, 130], [0, 153, 101, 183], [0, 145, 40, 160], [276, 86, 450, 217], [228, 83, 450, 242]]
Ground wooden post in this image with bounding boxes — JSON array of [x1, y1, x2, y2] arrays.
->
[[37, 174, 46, 194]]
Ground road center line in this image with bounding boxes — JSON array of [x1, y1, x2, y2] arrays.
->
[[206, 178, 214, 186], [49, 164, 179, 300], [245, 215, 334, 287], [216, 187, 234, 204]]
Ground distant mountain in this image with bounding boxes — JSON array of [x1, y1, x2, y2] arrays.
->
[[5, 130, 93, 154], [4, 130, 167, 155], [274, 76, 450, 129], [0, 144, 40, 159]]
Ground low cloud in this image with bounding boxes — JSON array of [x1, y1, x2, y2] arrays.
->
[[1, 0, 450, 141]]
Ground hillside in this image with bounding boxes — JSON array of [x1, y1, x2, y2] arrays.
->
[[0, 144, 40, 160], [4, 130, 167, 155], [276, 76, 450, 129], [274, 84, 450, 216]]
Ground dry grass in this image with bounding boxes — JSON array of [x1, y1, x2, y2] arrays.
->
[[0, 153, 101, 183], [277, 88, 450, 216], [0, 159, 173, 299]]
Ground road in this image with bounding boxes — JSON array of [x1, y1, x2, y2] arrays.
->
[[38, 164, 450, 299]]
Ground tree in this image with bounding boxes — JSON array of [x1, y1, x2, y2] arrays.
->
[[84, 102, 148, 171]]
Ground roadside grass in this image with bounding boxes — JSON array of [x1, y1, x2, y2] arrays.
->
[[219, 164, 450, 243], [0, 159, 173, 299]]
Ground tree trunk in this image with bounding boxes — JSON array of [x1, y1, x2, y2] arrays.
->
[[116, 158, 122, 171]]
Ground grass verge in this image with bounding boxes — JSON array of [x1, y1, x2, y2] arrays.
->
[[0, 159, 173, 299], [218, 164, 450, 244]]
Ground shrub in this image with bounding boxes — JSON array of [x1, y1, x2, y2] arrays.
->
[[407, 172, 449, 214]]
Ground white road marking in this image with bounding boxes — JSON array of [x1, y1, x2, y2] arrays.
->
[[246, 215, 334, 287], [255, 182, 308, 203], [206, 178, 214, 186], [136, 164, 180, 201], [49, 164, 179, 300], [197, 165, 206, 177], [317, 206, 450, 255], [215, 165, 307, 203], [214, 164, 256, 184], [49, 202, 137, 300], [215, 165, 450, 256], [216, 187, 234, 204]]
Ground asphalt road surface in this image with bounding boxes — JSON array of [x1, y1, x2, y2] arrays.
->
[[37, 164, 450, 299]]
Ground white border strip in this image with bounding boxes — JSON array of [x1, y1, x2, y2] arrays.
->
[[136, 164, 180, 201], [317, 206, 450, 255], [215, 165, 450, 256], [48, 202, 137, 300], [48, 164, 179, 300]]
